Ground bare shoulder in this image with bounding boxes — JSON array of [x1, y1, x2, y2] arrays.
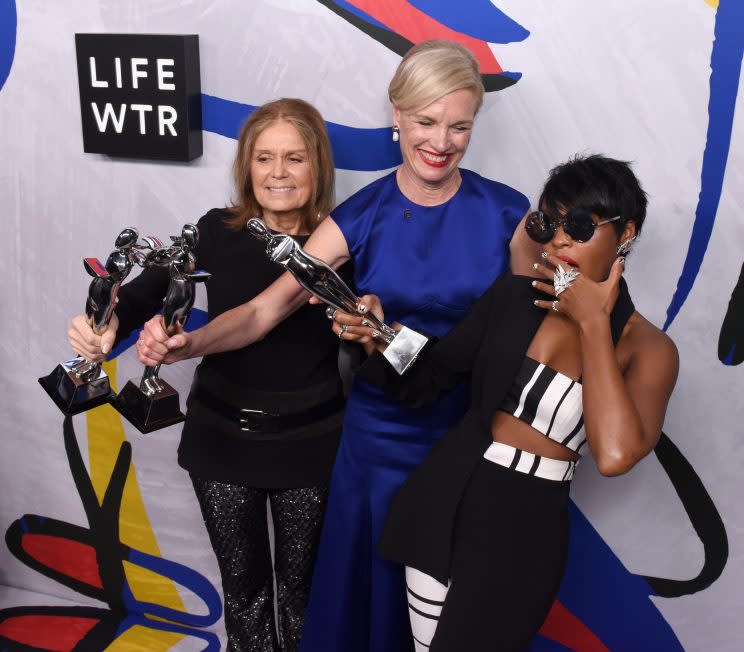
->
[[622, 311, 679, 377]]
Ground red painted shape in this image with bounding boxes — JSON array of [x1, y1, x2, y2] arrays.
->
[[0, 615, 99, 651], [539, 600, 611, 652], [21, 534, 103, 589], [347, 0, 504, 74]]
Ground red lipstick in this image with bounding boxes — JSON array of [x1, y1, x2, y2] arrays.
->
[[417, 149, 450, 168], [557, 255, 579, 268]]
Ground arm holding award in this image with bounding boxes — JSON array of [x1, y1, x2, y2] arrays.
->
[[39, 227, 141, 414], [113, 224, 210, 433]]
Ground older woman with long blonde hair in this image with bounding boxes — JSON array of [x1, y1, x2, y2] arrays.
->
[[135, 41, 532, 651], [67, 98, 345, 652]]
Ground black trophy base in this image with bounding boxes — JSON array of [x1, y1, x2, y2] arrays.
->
[[114, 378, 185, 434], [39, 364, 115, 416]]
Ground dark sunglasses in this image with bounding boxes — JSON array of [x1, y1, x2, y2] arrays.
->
[[524, 209, 622, 244]]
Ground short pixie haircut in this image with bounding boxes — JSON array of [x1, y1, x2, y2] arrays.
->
[[227, 98, 335, 233], [388, 40, 485, 114], [539, 154, 648, 237]]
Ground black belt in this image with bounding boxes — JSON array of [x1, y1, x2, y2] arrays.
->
[[192, 384, 345, 433]]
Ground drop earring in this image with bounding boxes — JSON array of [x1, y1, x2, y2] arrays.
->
[[616, 236, 636, 256], [392, 125, 400, 142]]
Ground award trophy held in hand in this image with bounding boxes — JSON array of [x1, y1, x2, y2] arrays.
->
[[39, 228, 141, 414], [114, 224, 210, 433], [247, 218, 428, 374]]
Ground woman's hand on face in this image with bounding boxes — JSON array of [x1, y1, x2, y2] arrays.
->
[[68, 312, 119, 361], [136, 316, 193, 366], [532, 252, 625, 327]]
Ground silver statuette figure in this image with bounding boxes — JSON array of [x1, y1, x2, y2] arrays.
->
[[114, 223, 210, 433], [247, 217, 428, 375], [39, 228, 141, 414]]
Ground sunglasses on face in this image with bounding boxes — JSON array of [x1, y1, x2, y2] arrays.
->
[[524, 209, 623, 244]]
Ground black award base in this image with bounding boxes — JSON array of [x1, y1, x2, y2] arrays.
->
[[39, 361, 115, 416], [113, 378, 185, 434]]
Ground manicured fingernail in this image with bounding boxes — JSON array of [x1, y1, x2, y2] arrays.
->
[[101, 344, 110, 354], [531, 280, 537, 287], [533, 300, 539, 305], [532, 262, 539, 270], [371, 330, 381, 338], [541, 251, 548, 259], [618, 257, 625, 265], [362, 319, 371, 328], [358, 304, 367, 312]]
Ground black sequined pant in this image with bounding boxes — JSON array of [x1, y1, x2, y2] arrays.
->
[[191, 476, 328, 652]]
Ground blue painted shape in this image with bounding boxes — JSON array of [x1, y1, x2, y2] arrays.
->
[[664, 0, 744, 330], [553, 502, 683, 650], [115, 611, 220, 651], [108, 308, 208, 360], [201, 94, 402, 171], [327, 0, 390, 32], [408, 0, 529, 43], [124, 547, 223, 627], [0, 0, 17, 92], [723, 344, 736, 365]]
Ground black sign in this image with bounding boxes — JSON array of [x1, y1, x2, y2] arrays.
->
[[75, 34, 202, 161]]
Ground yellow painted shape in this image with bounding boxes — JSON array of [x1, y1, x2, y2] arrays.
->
[[705, 0, 719, 9], [87, 359, 186, 648], [104, 623, 185, 652]]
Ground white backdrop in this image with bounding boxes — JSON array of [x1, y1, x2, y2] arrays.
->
[[0, 1, 742, 650]]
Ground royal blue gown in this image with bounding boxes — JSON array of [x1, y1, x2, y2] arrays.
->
[[299, 169, 529, 652]]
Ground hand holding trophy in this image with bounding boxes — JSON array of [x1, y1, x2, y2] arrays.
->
[[39, 228, 141, 414], [114, 224, 210, 433], [247, 218, 428, 374]]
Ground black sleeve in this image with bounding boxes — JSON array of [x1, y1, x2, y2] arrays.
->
[[114, 266, 170, 342], [357, 276, 504, 407]]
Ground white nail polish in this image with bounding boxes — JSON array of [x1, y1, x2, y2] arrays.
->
[[531, 280, 537, 287], [532, 262, 539, 270]]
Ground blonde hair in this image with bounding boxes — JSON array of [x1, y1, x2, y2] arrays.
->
[[388, 40, 484, 113], [226, 98, 335, 233]]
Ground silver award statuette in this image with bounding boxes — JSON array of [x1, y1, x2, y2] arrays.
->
[[114, 223, 211, 433], [247, 217, 428, 374], [39, 227, 140, 415]]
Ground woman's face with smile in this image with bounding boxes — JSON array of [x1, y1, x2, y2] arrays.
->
[[250, 120, 313, 226], [393, 88, 477, 186]]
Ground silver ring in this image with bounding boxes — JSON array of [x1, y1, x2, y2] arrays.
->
[[338, 323, 348, 339], [325, 306, 338, 321], [553, 264, 580, 296], [552, 300, 560, 312]]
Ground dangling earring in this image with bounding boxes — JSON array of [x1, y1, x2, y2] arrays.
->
[[616, 236, 636, 256], [392, 125, 400, 142]]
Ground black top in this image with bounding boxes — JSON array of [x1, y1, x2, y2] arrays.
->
[[115, 208, 348, 487], [359, 274, 635, 583]]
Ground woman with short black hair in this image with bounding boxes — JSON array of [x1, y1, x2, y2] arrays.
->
[[356, 154, 677, 651]]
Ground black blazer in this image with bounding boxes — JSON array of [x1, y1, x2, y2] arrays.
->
[[358, 273, 635, 584]]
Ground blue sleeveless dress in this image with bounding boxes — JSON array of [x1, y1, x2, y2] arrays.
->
[[299, 169, 529, 652]]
